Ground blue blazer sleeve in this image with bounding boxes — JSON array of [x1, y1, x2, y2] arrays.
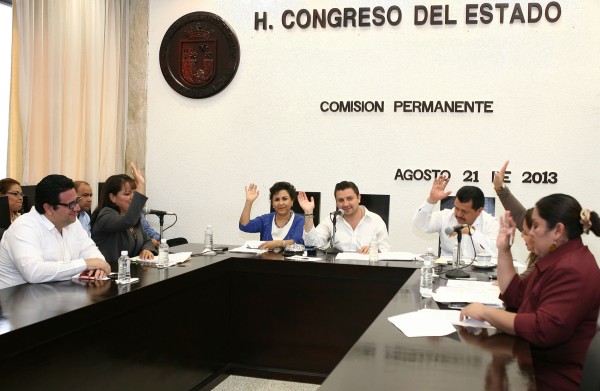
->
[[286, 214, 305, 244], [239, 213, 273, 241]]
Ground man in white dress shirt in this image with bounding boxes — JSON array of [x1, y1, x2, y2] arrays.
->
[[299, 181, 391, 253], [0, 175, 111, 289], [413, 175, 498, 258]]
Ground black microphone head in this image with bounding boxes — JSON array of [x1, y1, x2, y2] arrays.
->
[[444, 226, 455, 235]]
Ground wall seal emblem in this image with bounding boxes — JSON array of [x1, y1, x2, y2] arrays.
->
[[159, 12, 240, 99]]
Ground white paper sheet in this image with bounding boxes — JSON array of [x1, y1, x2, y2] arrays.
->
[[388, 309, 460, 337]]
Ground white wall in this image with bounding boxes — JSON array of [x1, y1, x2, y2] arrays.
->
[[146, 1, 600, 260]]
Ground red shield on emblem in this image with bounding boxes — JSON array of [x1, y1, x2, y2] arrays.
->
[[180, 40, 217, 86]]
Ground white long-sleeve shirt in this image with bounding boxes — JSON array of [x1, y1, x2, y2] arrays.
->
[[0, 209, 104, 289], [303, 206, 391, 252], [413, 201, 499, 258]]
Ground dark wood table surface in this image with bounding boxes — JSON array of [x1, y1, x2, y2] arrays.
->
[[0, 244, 535, 390]]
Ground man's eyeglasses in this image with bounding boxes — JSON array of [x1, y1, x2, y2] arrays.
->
[[56, 197, 82, 210], [6, 191, 24, 197]]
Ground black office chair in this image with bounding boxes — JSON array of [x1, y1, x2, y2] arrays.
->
[[0, 195, 11, 230], [270, 191, 321, 227], [21, 185, 36, 213], [359, 193, 390, 232], [440, 195, 496, 217], [439, 195, 496, 257], [580, 330, 600, 391]]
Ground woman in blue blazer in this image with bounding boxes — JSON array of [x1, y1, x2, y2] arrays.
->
[[239, 181, 304, 250]]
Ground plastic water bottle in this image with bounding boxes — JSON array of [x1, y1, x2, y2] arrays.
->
[[204, 225, 213, 250], [420, 247, 434, 297], [158, 239, 169, 268], [118, 250, 130, 284], [369, 237, 379, 262]]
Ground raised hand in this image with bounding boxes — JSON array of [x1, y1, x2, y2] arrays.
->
[[245, 183, 260, 203], [428, 175, 451, 203], [297, 191, 315, 213], [497, 211, 516, 251], [494, 160, 509, 190], [130, 162, 145, 194], [130, 162, 144, 186]]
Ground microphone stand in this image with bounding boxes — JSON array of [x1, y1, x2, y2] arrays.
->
[[158, 214, 165, 241], [446, 230, 470, 279], [324, 212, 341, 255]]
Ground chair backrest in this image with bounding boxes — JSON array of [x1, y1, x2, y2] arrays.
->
[[0, 196, 11, 229], [360, 193, 390, 232], [270, 191, 321, 227], [21, 185, 36, 213], [580, 330, 600, 391], [440, 195, 496, 216]]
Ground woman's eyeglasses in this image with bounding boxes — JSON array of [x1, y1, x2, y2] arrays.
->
[[56, 197, 82, 210], [6, 191, 24, 198]]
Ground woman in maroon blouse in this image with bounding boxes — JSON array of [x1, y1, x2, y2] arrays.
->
[[460, 193, 600, 390]]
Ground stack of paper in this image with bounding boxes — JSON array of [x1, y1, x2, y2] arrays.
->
[[432, 280, 503, 306], [335, 252, 417, 261]]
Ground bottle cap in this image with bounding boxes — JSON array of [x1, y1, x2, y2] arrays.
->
[[161, 239, 167, 244], [120, 250, 128, 255]]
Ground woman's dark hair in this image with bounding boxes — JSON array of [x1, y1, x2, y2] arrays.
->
[[91, 174, 136, 224], [34, 175, 75, 214], [535, 193, 600, 240], [0, 178, 21, 194], [269, 182, 297, 202]]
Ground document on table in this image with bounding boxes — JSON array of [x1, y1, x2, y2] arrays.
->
[[335, 252, 418, 261], [229, 241, 268, 254], [388, 309, 460, 337], [432, 280, 503, 307], [131, 251, 192, 267]]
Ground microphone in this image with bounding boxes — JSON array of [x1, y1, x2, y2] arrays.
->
[[445, 224, 468, 235], [142, 207, 175, 216], [330, 210, 343, 216]]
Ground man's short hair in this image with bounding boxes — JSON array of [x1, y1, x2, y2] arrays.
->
[[35, 175, 75, 214], [74, 180, 90, 192], [334, 181, 360, 197], [455, 186, 485, 211]]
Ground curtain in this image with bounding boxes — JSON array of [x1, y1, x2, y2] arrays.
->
[[8, 0, 128, 190]]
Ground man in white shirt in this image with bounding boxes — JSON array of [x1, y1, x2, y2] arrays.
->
[[299, 181, 391, 253], [413, 175, 498, 258], [74, 180, 93, 236], [0, 175, 111, 289]]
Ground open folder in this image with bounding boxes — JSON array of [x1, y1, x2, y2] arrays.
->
[[131, 251, 192, 267]]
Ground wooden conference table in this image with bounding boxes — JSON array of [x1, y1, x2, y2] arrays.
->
[[0, 244, 534, 390]]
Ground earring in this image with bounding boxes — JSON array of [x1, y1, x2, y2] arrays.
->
[[549, 243, 557, 252]]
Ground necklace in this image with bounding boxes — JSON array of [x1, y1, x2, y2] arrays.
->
[[274, 212, 292, 228]]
